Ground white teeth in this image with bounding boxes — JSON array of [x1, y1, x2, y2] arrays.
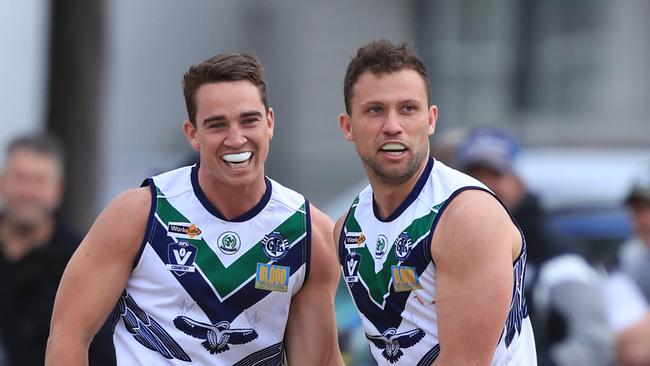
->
[[381, 143, 406, 151], [222, 152, 252, 163]]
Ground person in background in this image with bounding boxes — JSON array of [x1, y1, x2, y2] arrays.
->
[[619, 165, 650, 301], [0, 135, 114, 365], [610, 165, 650, 366], [457, 127, 615, 366]]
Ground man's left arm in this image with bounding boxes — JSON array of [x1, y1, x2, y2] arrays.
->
[[284, 204, 344, 365], [431, 190, 519, 365]]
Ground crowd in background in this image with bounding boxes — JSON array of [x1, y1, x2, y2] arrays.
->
[[0, 130, 649, 365]]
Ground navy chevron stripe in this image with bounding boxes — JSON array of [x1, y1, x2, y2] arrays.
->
[[148, 219, 304, 324], [345, 232, 433, 334]]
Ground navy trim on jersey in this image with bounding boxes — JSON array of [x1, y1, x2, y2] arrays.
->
[[148, 218, 303, 324], [134, 178, 157, 269], [190, 164, 272, 222], [304, 199, 312, 284], [416, 344, 440, 366], [373, 157, 434, 222], [233, 341, 283, 366], [426, 185, 490, 265]]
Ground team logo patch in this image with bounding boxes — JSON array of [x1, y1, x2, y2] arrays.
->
[[344, 252, 361, 285], [375, 234, 388, 259], [391, 265, 422, 292], [166, 241, 197, 276], [261, 232, 289, 260], [167, 222, 202, 240], [255, 263, 290, 292], [344, 232, 366, 248], [217, 231, 241, 255], [394, 231, 412, 261]]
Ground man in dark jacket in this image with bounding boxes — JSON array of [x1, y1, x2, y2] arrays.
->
[[457, 127, 615, 366], [0, 135, 114, 365]]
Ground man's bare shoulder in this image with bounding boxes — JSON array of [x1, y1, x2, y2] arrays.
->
[[86, 186, 152, 255], [333, 210, 349, 245], [432, 189, 520, 261]]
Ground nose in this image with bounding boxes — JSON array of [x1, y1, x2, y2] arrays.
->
[[224, 125, 246, 148], [382, 110, 403, 136]]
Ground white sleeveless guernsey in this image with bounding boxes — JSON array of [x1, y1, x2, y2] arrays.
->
[[339, 158, 536, 365], [113, 165, 309, 365]]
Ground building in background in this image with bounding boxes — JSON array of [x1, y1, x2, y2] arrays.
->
[[2, 0, 648, 230]]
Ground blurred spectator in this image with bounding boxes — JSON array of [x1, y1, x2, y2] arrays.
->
[[0, 135, 114, 365], [619, 165, 650, 301], [607, 165, 650, 366], [457, 127, 615, 366]]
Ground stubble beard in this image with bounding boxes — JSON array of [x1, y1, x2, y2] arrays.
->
[[363, 149, 427, 185]]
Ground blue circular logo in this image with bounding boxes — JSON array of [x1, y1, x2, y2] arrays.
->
[[262, 232, 289, 260], [394, 232, 412, 260]]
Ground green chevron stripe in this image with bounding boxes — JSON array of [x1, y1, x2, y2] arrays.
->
[[345, 201, 444, 305], [156, 191, 305, 298]]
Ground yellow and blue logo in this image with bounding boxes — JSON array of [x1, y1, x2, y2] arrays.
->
[[255, 263, 290, 292], [391, 265, 422, 292]]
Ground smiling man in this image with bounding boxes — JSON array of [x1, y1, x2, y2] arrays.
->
[[46, 53, 343, 365], [335, 40, 537, 365]]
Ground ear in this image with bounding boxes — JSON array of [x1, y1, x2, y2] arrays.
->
[[339, 113, 354, 142], [428, 105, 438, 136], [183, 120, 200, 151], [266, 107, 275, 140]]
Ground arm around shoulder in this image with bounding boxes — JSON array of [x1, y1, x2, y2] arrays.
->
[[431, 189, 520, 365], [46, 187, 152, 366], [284, 204, 344, 365]]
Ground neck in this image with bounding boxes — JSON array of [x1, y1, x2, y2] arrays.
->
[[0, 216, 54, 262], [369, 158, 429, 220], [198, 169, 267, 220]]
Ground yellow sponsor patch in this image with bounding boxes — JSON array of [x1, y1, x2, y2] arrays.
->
[[392, 265, 422, 292], [255, 263, 290, 292]]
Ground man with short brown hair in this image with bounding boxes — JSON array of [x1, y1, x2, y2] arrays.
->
[[336, 40, 536, 365], [47, 53, 343, 365]]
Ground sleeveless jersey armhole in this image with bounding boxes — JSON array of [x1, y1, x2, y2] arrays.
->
[[303, 198, 312, 284], [337, 205, 357, 259], [427, 186, 524, 265], [133, 178, 158, 269]]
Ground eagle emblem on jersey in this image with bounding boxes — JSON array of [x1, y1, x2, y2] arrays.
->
[[173, 316, 258, 354], [366, 327, 425, 363], [114, 291, 191, 361]]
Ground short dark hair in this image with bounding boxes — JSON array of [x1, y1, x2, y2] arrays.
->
[[343, 39, 430, 114], [182, 53, 269, 125], [5, 134, 65, 175]]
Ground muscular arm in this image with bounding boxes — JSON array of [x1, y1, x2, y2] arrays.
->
[[284, 205, 344, 365], [431, 190, 520, 365], [46, 188, 151, 365]]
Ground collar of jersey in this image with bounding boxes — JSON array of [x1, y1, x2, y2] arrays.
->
[[372, 157, 434, 222], [190, 164, 272, 222]]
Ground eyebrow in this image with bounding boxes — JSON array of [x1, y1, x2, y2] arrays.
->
[[202, 111, 263, 124]]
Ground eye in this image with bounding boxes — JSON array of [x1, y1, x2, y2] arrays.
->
[[400, 104, 417, 113], [206, 121, 226, 130], [367, 106, 383, 115], [242, 117, 260, 125]]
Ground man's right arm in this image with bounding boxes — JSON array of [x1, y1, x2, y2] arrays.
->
[[46, 187, 151, 365]]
